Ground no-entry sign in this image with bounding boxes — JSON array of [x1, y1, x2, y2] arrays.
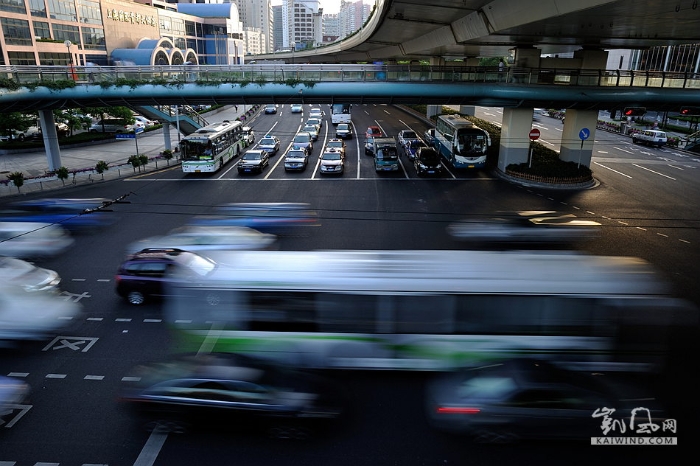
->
[[529, 128, 541, 140]]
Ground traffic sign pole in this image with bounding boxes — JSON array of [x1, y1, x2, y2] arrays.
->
[[528, 129, 540, 168]]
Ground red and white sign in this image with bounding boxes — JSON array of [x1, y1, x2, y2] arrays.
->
[[529, 128, 541, 140]]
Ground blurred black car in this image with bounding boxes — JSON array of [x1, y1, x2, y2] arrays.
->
[[120, 352, 346, 439], [425, 358, 666, 443], [413, 147, 443, 176], [115, 248, 217, 305]]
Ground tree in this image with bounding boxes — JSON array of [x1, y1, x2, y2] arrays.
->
[[128, 155, 141, 173], [95, 160, 109, 180], [161, 149, 174, 166], [138, 154, 149, 171], [82, 106, 136, 131], [0, 112, 35, 141], [7, 171, 24, 193], [56, 166, 69, 186]]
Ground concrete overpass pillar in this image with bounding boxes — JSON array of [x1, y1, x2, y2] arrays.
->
[[513, 47, 541, 68], [38, 110, 61, 171], [559, 109, 598, 167], [163, 122, 172, 151], [498, 108, 535, 172], [574, 49, 608, 85]]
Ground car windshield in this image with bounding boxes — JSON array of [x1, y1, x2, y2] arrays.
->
[[323, 152, 341, 161], [243, 152, 262, 160], [418, 150, 440, 164], [303, 126, 317, 133], [402, 131, 417, 139], [337, 124, 349, 131], [294, 135, 310, 143], [328, 142, 343, 150], [260, 138, 276, 145], [376, 148, 398, 160], [287, 151, 306, 158]]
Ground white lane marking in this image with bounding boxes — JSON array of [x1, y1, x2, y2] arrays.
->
[[593, 162, 632, 178], [7, 373, 28, 378], [132, 429, 168, 466], [84, 375, 105, 380], [143, 319, 162, 323], [46, 374, 67, 379], [632, 163, 676, 180]]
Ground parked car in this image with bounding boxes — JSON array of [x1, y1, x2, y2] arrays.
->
[[413, 147, 444, 176], [0, 222, 74, 260], [89, 119, 134, 133], [319, 148, 345, 175], [632, 130, 667, 147], [33, 122, 70, 139], [257, 135, 281, 155], [292, 132, 313, 154], [0, 284, 83, 343], [365, 126, 382, 139], [237, 149, 269, 175], [264, 104, 278, 114], [0, 255, 61, 292], [115, 248, 218, 305], [125, 225, 277, 255], [397, 129, 420, 149], [134, 115, 157, 127], [425, 358, 666, 442], [290, 104, 303, 113], [446, 211, 602, 245], [403, 139, 428, 161], [119, 352, 346, 438], [242, 126, 255, 145], [190, 203, 319, 234], [325, 138, 346, 157], [335, 123, 353, 139], [284, 148, 310, 172]]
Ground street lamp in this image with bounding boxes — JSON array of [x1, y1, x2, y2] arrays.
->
[[64, 40, 75, 80]]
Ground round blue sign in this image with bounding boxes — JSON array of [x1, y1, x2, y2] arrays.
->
[[579, 128, 590, 140]]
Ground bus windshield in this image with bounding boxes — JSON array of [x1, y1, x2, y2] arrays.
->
[[456, 129, 487, 156], [376, 147, 398, 160], [181, 138, 214, 160]]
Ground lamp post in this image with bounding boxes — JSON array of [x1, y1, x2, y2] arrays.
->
[[64, 40, 76, 80]]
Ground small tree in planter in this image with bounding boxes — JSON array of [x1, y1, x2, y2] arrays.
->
[[127, 155, 141, 173], [7, 171, 24, 194], [138, 154, 149, 172], [161, 149, 174, 166], [95, 160, 109, 180], [56, 166, 69, 186]]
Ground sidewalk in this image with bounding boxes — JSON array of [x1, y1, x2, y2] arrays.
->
[[0, 105, 255, 199]]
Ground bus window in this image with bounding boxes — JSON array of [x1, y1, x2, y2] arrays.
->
[[393, 295, 455, 334], [317, 294, 377, 333], [247, 291, 317, 332]]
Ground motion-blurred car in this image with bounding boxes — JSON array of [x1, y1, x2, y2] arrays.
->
[[447, 211, 602, 245], [0, 285, 83, 343], [414, 147, 444, 176], [264, 104, 278, 114], [290, 104, 303, 113], [320, 149, 345, 175], [119, 352, 346, 438], [237, 150, 269, 175], [403, 139, 428, 161], [257, 135, 281, 155], [0, 222, 74, 260], [0, 375, 30, 423], [189, 203, 319, 234], [284, 148, 310, 172], [365, 126, 382, 139], [88, 119, 134, 133], [115, 248, 217, 305], [335, 123, 352, 139], [125, 225, 277, 256], [0, 256, 61, 292], [292, 132, 313, 154], [425, 358, 665, 443], [1, 198, 116, 232]]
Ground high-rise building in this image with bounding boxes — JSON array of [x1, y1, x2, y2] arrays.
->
[[282, 0, 322, 50], [230, 0, 273, 54], [272, 4, 284, 51], [338, 0, 369, 40]]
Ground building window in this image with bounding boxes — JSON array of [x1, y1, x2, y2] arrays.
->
[[38, 51, 68, 65], [185, 21, 195, 36], [1, 18, 32, 46], [29, 0, 47, 17], [33, 21, 51, 40], [9, 51, 37, 66], [78, 0, 102, 25], [81, 27, 105, 50], [52, 23, 80, 44], [0, 0, 27, 14], [48, 0, 78, 22]]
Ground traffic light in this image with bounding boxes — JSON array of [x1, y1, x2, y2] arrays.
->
[[623, 107, 646, 117], [680, 106, 700, 116]]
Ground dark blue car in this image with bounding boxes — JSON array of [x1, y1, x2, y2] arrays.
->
[[0, 198, 117, 232], [188, 203, 319, 234]]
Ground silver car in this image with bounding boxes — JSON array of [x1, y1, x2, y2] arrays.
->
[[0, 256, 61, 292], [284, 148, 309, 172], [0, 222, 74, 260]]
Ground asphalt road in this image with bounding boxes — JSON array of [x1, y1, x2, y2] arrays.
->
[[0, 104, 698, 465]]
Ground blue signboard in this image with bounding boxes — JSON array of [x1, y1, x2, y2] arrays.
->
[[579, 128, 590, 140], [116, 133, 135, 139]]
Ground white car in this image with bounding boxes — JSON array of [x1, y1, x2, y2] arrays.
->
[[0, 285, 83, 343], [319, 149, 345, 175], [0, 222, 74, 260], [284, 148, 309, 172], [134, 116, 157, 127], [290, 104, 303, 113], [0, 256, 61, 292], [242, 126, 255, 145], [126, 225, 277, 255]]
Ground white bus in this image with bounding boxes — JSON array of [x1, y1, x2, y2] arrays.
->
[[180, 120, 246, 173], [164, 250, 696, 372], [330, 103, 352, 125], [434, 114, 491, 169]]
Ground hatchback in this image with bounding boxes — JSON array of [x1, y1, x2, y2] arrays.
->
[[115, 248, 217, 305], [365, 126, 382, 139]]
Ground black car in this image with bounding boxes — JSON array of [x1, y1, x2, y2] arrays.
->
[[115, 248, 217, 305], [413, 147, 443, 176], [264, 104, 278, 114], [237, 150, 269, 174], [120, 352, 347, 438]]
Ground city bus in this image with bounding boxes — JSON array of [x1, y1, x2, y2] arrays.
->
[[433, 114, 491, 169], [330, 103, 352, 125], [180, 120, 245, 173], [163, 249, 696, 373]]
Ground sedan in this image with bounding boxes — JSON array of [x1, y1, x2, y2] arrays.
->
[[446, 211, 602, 245], [257, 135, 281, 155], [0, 255, 61, 292], [365, 125, 382, 139], [425, 358, 666, 443], [335, 123, 353, 139], [319, 149, 345, 175], [119, 352, 346, 438], [264, 104, 278, 114], [284, 148, 310, 171], [397, 129, 420, 148], [237, 150, 269, 174], [302, 124, 319, 141], [413, 147, 444, 177], [290, 104, 303, 113]]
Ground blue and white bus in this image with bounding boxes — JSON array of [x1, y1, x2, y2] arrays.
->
[[180, 120, 245, 173], [434, 114, 491, 169], [330, 103, 352, 125]]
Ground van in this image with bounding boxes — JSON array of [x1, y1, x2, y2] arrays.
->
[[632, 130, 667, 147], [88, 119, 134, 133]]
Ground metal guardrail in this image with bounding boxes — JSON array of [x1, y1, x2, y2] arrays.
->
[[2, 64, 700, 89]]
